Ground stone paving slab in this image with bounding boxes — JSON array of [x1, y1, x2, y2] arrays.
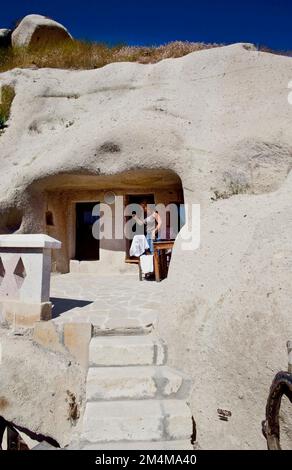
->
[[81, 399, 192, 443], [50, 273, 162, 330]]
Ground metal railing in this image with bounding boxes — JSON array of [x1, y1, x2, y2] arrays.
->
[[262, 341, 292, 450]]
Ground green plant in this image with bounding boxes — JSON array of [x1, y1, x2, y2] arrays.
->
[[0, 84, 15, 130]]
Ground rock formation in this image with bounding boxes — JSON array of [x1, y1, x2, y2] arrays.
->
[[1, 42, 292, 449], [11, 14, 72, 48]]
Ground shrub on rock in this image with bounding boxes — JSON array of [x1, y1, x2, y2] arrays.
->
[[0, 85, 15, 130]]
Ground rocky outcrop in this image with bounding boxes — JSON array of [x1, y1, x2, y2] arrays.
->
[[0, 328, 85, 447], [1, 43, 292, 449], [11, 14, 72, 48]]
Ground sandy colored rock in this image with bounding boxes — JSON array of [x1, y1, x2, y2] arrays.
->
[[11, 14, 72, 48], [1, 300, 52, 327], [0, 328, 85, 446], [1, 43, 292, 449], [63, 322, 92, 368], [159, 180, 292, 449], [33, 320, 65, 353]]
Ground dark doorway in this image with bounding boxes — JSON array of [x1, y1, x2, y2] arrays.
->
[[75, 202, 100, 261], [124, 194, 155, 261]]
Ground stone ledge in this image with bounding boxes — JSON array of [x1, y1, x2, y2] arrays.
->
[[33, 320, 65, 354], [33, 320, 92, 369], [0, 300, 52, 328], [0, 234, 61, 249], [63, 322, 92, 369]]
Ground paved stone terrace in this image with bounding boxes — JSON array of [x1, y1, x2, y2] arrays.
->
[[50, 273, 163, 332]]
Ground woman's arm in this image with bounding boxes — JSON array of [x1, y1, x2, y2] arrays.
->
[[132, 213, 144, 226], [153, 212, 162, 236]]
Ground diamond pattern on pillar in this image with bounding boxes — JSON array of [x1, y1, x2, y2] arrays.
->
[[0, 257, 5, 285], [13, 257, 27, 289]]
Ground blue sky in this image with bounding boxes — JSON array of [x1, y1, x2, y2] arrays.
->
[[1, 0, 291, 50]]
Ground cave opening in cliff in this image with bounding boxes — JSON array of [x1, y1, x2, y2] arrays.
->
[[28, 169, 185, 279]]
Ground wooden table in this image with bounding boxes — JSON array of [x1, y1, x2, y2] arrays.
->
[[153, 240, 175, 282]]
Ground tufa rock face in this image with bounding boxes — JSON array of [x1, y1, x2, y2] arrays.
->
[[11, 14, 72, 48], [1, 43, 292, 449], [0, 29, 11, 47]]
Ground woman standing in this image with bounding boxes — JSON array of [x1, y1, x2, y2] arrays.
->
[[132, 201, 162, 254]]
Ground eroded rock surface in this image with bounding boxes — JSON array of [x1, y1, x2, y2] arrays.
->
[[1, 43, 292, 449], [11, 14, 72, 48]]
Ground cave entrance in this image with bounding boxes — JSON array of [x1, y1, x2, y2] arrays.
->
[[43, 169, 184, 275]]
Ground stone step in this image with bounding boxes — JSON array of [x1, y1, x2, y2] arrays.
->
[[89, 334, 166, 367], [81, 399, 193, 444], [92, 309, 157, 336], [92, 323, 154, 337], [79, 440, 193, 450], [86, 366, 191, 401]]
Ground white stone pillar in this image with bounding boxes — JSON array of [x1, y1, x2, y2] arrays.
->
[[0, 234, 61, 327]]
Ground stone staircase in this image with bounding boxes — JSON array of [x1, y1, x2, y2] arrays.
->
[[78, 327, 194, 450]]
